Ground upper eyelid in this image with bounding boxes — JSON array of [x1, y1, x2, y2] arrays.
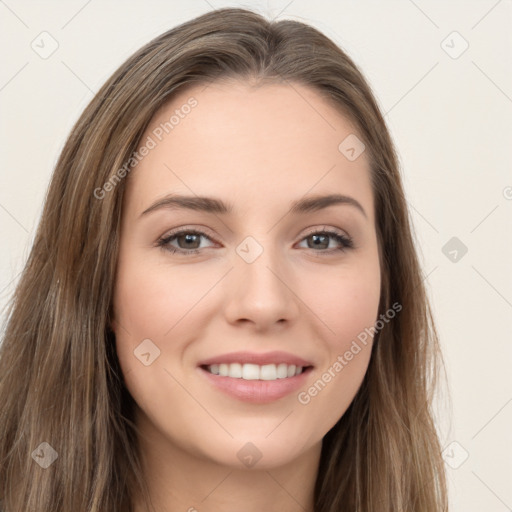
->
[[161, 226, 219, 244], [302, 225, 348, 237]]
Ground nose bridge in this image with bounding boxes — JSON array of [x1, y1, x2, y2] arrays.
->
[[235, 233, 286, 294], [224, 233, 299, 327]]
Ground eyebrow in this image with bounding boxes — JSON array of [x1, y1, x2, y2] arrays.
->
[[139, 193, 367, 219]]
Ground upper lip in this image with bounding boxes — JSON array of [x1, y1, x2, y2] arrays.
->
[[198, 351, 314, 368]]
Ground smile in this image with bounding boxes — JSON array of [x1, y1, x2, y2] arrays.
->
[[198, 364, 314, 404]]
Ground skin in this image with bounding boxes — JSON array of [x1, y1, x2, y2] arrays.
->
[[112, 80, 381, 512]]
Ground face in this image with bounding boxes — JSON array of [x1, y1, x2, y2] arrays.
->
[[112, 80, 381, 470]]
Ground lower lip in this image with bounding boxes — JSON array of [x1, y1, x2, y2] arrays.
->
[[198, 366, 313, 404]]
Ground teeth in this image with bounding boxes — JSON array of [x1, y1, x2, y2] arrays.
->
[[277, 363, 289, 378], [205, 363, 306, 380], [242, 363, 260, 380]]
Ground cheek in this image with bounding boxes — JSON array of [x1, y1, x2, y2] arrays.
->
[[112, 252, 226, 386], [307, 261, 381, 349], [113, 255, 207, 338], [112, 256, 204, 422], [296, 272, 380, 430], [306, 261, 380, 416]]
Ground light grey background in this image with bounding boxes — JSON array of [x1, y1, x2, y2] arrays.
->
[[1, 1, 511, 510]]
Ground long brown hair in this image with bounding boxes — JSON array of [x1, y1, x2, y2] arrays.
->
[[0, 7, 449, 511]]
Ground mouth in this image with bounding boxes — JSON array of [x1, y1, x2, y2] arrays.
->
[[197, 354, 314, 403], [196, 350, 314, 403]]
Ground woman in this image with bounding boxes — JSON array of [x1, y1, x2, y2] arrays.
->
[[0, 7, 449, 511]]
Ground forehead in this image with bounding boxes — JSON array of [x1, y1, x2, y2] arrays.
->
[[124, 80, 374, 222]]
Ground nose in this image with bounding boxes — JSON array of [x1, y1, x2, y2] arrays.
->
[[223, 242, 300, 331]]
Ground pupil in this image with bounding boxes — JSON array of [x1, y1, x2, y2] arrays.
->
[[311, 234, 327, 249], [181, 234, 199, 248]]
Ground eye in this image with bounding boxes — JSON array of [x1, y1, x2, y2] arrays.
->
[[157, 229, 216, 255], [297, 227, 354, 254]]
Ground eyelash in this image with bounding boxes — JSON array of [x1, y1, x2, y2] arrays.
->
[[156, 227, 354, 256]]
